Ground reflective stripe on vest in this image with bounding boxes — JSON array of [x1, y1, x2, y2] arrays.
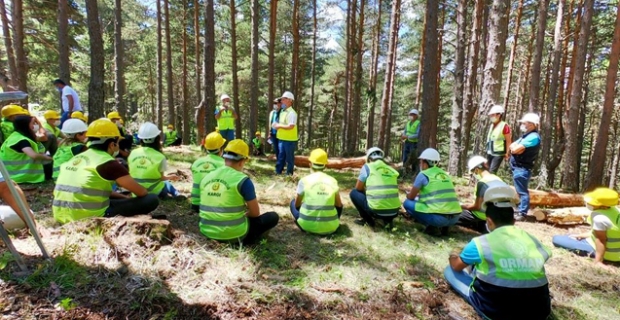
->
[[53, 142, 83, 180], [217, 109, 235, 130], [276, 107, 298, 141], [471, 175, 507, 220], [474, 226, 550, 288], [414, 166, 461, 214], [0, 132, 44, 184], [587, 208, 620, 262], [487, 121, 506, 156], [128, 147, 166, 196], [191, 154, 225, 205], [298, 172, 339, 235], [406, 120, 420, 143], [366, 161, 400, 212], [164, 131, 177, 145], [52, 199, 110, 210]]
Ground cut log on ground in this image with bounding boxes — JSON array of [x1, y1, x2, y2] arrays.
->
[[530, 207, 591, 225], [513, 188, 586, 208], [267, 155, 367, 169]]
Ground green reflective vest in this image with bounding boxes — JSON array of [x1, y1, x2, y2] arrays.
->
[[0, 132, 44, 184], [414, 166, 461, 214], [128, 147, 166, 195], [366, 161, 401, 213], [52, 142, 84, 180], [252, 137, 261, 149], [199, 166, 249, 241], [487, 121, 507, 156], [43, 122, 62, 138], [52, 149, 114, 224], [298, 172, 339, 235], [164, 130, 177, 146], [587, 208, 620, 262], [276, 107, 298, 142], [217, 108, 235, 130], [190, 153, 225, 205], [472, 174, 507, 220], [473, 226, 550, 288], [0, 120, 14, 142], [405, 119, 420, 143]]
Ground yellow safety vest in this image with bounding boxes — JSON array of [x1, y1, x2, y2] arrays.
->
[[128, 147, 166, 195], [414, 166, 461, 214], [366, 161, 401, 214], [587, 208, 620, 262], [487, 121, 507, 156], [0, 132, 44, 184], [190, 153, 225, 206], [217, 108, 235, 130], [472, 174, 507, 220], [298, 172, 340, 235], [276, 107, 298, 141]]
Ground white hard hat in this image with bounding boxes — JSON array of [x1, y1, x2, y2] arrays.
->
[[518, 113, 540, 125], [467, 155, 488, 172], [366, 147, 384, 161], [419, 148, 440, 162], [138, 122, 162, 141], [482, 184, 518, 211], [409, 109, 419, 116], [61, 119, 88, 134], [220, 94, 231, 101], [488, 105, 505, 115], [281, 91, 295, 101]]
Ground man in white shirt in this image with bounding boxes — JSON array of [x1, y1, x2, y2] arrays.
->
[[53, 79, 82, 127]]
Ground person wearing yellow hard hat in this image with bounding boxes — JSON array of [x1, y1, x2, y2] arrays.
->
[[290, 148, 342, 235], [214, 94, 238, 142], [199, 139, 279, 244], [164, 124, 181, 147], [191, 131, 226, 212], [71, 111, 88, 123], [52, 119, 89, 180], [43, 110, 63, 139], [0, 104, 29, 143], [251, 131, 264, 156], [53, 79, 82, 127], [107, 111, 133, 163], [553, 188, 620, 264], [53, 119, 160, 224]]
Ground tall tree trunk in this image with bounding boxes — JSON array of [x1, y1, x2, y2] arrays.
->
[[249, 0, 259, 138], [193, 0, 203, 140], [267, 0, 278, 135], [156, 0, 163, 129], [164, 0, 174, 126], [0, 0, 17, 88], [343, 0, 357, 154], [562, 0, 594, 192], [58, 0, 70, 84], [502, 0, 524, 110], [12, 0, 27, 97], [448, 0, 467, 175], [365, 0, 382, 148], [415, 15, 426, 108], [308, 0, 318, 146], [85, 0, 104, 119], [114, 0, 126, 118], [418, 0, 440, 151], [528, 0, 550, 113], [182, 0, 190, 144], [230, 0, 241, 138], [290, 0, 300, 95], [202, 0, 216, 132], [351, 0, 365, 152]]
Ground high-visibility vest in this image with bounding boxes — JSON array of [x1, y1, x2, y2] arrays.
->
[[587, 208, 620, 262], [252, 137, 261, 150], [52, 142, 84, 180], [199, 166, 249, 241], [0, 132, 44, 184], [486, 121, 507, 155], [164, 130, 177, 146], [414, 166, 461, 214], [276, 107, 298, 142], [52, 149, 114, 224], [472, 174, 508, 220], [473, 226, 551, 288], [128, 147, 166, 195], [406, 120, 420, 143], [0, 120, 14, 142], [43, 123, 62, 138], [217, 108, 235, 130], [298, 172, 340, 235], [190, 153, 225, 206], [366, 161, 401, 214]]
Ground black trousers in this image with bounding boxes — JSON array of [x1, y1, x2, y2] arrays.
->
[[243, 212, 279, 244], [104, 194, 160, 217], [486, 154, 504, 174], [457, 210, 488, 234]]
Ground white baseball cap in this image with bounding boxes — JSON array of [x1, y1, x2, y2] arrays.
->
[[518, 113, 540, 125], [220, 94, 231, 101], [281, 91, 295, 101], [409, 109, 419, 116]]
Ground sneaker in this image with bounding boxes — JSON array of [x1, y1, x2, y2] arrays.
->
[[514, 214, 527, 222]]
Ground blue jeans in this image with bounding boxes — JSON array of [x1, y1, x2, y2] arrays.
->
[[552, 235, 595, 257], [159, 181, 180, 198], [512, 166, 532, 215], [270, 133, 279, 156], [402, 142, 417, 162], [219, 129, 235, 142], [60, 111, 70, 128], [403, 199, 459, 227], [276, 141, 296, 175], [443, 266, 488, 318]]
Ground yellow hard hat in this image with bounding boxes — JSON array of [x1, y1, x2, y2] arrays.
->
[[119, 119, 124, 125], [1, 104, 28, 118], [255, 131, 261, 136], [584, 188, 619, 207], [43, 110, 61, 120], [309, 148, 328, 166], [204, 131, 226, 150], [223, 139, 249, 160], [167, 124, 174, 129], [86, 118, 121, 138], [107, 111, 121, 120], [71, 111, 87, 122]]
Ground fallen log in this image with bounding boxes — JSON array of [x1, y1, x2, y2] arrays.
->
[[266, 155, 367, 169], [530, 207, 591, 225], [512, 188, 586, 208]]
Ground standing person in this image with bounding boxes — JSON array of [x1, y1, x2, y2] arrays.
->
[[53, 79, 82, 127], [191, 132, 226, 213], [164, 124, 182, 146], [52, 119, 88, 180], [267, 99, 281, 156], [215, 94, 238, 142], [486, 105, 512, 174], [444, 185, 551, 320], [401, 109, 420, 173], [251, 131, 264, 156], [510, 113, 541, 221], [199, 139, 279, 244], [273, 91, 298, 176]]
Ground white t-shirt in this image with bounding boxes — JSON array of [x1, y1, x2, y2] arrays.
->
[[296, 180, 305, 195], [285, 108, 297, 125], [592, 214, 614, 231], [61, 86, 82, 112], [160, 158, 168, 172]]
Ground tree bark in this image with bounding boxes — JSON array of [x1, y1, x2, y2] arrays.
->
[[249, 0, 260, 138], [351, 0, 365, 152], [182, 0, 190, 144], [230, 0, 241, 138], [114, 0, 126, 118], [193, 0, 203, 140], [85, 0, 104, 119], [448, 0, 467, 175], [267, 0, 278, 135], [12, 0, 27, 97], [501, 0, 524, 110], [156, 0, 163, 130], [202, 0, 216, 132], [58, 0, 71, 85], [0, 0, 17, 88], [418, 0, 440, 151], [528, 0, 550, 113], [307, 0, 318, 146], [290, 0, 300, 96], [365, 0, 382, 149], [415, 14, 426, 108], [164, 0, 174, 126]]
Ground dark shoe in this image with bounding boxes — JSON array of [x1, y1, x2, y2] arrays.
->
[[354, 219, 368, 226], [440, 227, 449, 236], [423, 226, 441, 237], [514, 214, 526, 222]]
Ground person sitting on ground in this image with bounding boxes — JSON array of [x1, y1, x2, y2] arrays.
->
[[107, 111, 133, 164], [458, 155, 509, 233], [71, 111, 88, 124], [164, 124, 182, 146], [191, 131, 226, 213], [0, 104, 29, 145], [552, 187, 620, 265], [403, 148, 461, 236], [290, 148, 342, 235], [41, 110, 64, 156], [349, 147, 400, 229], [199, 139, 279, 244], [444, 184, 551, 320], [53, 119, 160, 224], [251, 131, 264, 156], [0, 115, 52, 184], [128, 122, 182, 199], [52, 119, 88, 180], [0, 170, 47, 236]]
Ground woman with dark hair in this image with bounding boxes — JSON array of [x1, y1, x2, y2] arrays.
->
[[0, 115, 52, 183]]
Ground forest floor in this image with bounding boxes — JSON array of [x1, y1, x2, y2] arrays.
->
[[0, 146, 619, 320]]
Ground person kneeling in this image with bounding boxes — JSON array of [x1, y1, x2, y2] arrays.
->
[[290, 149, 342, 235], [53, 119, 160, 224], [444, 185, 551, 320], [199, 139, 279, 244], [191, 132, 226, 213]]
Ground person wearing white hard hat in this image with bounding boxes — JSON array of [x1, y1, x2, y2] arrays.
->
[[401, 109, 421, 173], [509, 113, 541, 221], [214, 93, 238, 142], [349, 147, 400, 228], [486, 105, 512, 173], [444, 184, 551, 320], [52, 119, 89, 180], [403, 148, 461, 236], [458, 155, 510, 233], [273, 91, 298, 175]]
